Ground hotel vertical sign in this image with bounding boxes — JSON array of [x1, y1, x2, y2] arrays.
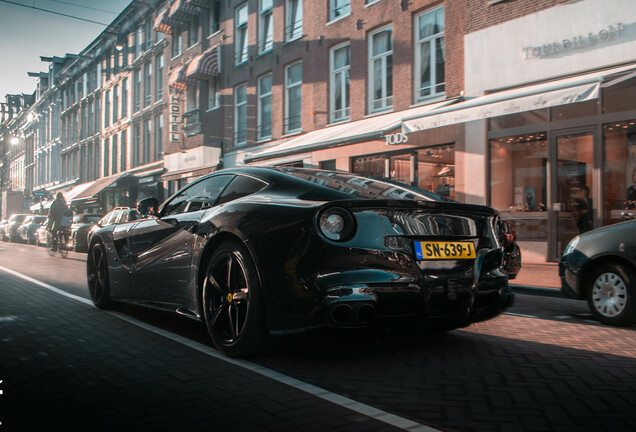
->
[[170, 94, 180, 143]]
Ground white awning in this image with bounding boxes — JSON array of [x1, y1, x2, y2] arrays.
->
[[403, 64, 636, 134], [30, 181, 96, 211], [246, 100, 454, 163]]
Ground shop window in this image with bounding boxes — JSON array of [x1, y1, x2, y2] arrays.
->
[[489, 133, 548, 240], [603, 120, 636, 224], [489, 109, 547, 131], [603, 76, 636, 114], [416, 145, 455, 199], [352, 155, 388, 179], [551, 100, 598, 122]]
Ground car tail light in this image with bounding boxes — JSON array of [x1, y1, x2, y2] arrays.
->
[[317, 207, 356, 241]]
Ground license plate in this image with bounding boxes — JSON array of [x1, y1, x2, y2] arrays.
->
[[414, 241, 476, 260]]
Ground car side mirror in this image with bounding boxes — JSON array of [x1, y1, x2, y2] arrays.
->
[[137, 197, 159, 217]]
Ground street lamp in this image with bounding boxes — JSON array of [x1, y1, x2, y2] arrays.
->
[[10, 137, 19, 146]]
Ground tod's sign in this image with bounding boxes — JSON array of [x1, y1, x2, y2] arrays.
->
[[523, 23, 623, 59], [385, 132, 409, 145]]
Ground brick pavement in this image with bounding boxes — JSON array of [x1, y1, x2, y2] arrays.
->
[[0, 271, 408, 432]]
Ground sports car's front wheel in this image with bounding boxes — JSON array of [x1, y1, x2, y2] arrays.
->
[[87, 241, 114, 309], [587, 263, 636, 326], [203, 241, 265, 357]]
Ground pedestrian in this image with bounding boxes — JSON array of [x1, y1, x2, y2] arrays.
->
[[572, 186, 593, 234]]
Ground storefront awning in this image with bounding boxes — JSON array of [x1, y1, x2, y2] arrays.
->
[[161, 165, 217, 182], [168, 0, 199, 22], [245, 100, 455, 163], [153, 8, 176, 35], [71, 174, 129, 203], [185, 46, 220, 82], [30, 181, 96, 212], [403, 64, 636, 133], [168, 61, 190, 91]]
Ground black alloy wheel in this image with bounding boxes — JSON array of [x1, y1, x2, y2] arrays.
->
[[587, 263, 636, 326], [203, 241, 265, 357], [87, 241, 113, 309]]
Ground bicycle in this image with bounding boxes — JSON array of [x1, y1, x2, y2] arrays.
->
[[47, 228, 70, 258]]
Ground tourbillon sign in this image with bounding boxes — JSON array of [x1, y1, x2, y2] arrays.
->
[[523, 23, 623, 59]]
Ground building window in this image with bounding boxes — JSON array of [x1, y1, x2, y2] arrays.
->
[[259, 0, 273, 54], [144, 61, 152, 108], [145, 20, 153, 50], [365, 0, 382, 4], [285, 62, 302, 133], [133, 123, 140, 167], [186, 84, 199, 112], [258, 73, 272, 140], [329, 0, 350, 21], [111, 134, 118, 174], [120, 130, 127, 172], [368, 26, 393, 112], [285, 0, 302, 42], [143, 119, 152, 164], [209, 0, 220, 35], [155, 54, 164, 101], [235, 4, 248, 65], [134, 69, 141, 112], [104, 90, 110, 127], [172, 26, 182, 58], [103, 138, 109, 177], [154, 114, 163, 161], [112, 84, 119, 123], [136, 26, 143, 58], [415, 6, 445, 101], [121, 78, 128, 118], [88, 101, 94, 136], [188, 15, 200, 47], [234, 83, 247, 145], [207, 76, 219, 110], [330, 43, 350, 123]]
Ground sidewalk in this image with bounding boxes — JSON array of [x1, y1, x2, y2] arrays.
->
[[509, 261, 563, 297]]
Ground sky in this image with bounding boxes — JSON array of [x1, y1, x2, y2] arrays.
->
[[0, 0, 132, 102]]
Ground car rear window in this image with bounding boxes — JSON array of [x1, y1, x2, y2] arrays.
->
[[280, 168, 445, 202]]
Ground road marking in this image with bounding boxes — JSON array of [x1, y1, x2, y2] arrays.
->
[[0, 265, 440, 432]]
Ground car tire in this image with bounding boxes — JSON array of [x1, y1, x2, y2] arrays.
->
[[587, 263, 636, 327], [202, 241, 266, 357], [87, 240, 114, 309]]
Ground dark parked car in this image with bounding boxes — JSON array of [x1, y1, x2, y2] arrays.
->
[[560, 218, 636, 326], [87, 207, 140, 247], [17, 215, 47, 244], [4, 214, 32, 243], [87, 167, 516, 357], [70, 213, 104, 252]]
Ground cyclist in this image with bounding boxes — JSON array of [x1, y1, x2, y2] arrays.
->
[[47, 192, 72, 251]]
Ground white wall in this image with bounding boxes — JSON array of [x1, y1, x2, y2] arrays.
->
[[465, 0, 636, 95]]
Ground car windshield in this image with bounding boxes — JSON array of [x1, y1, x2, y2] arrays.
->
[[280, 168, 451, 202]]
